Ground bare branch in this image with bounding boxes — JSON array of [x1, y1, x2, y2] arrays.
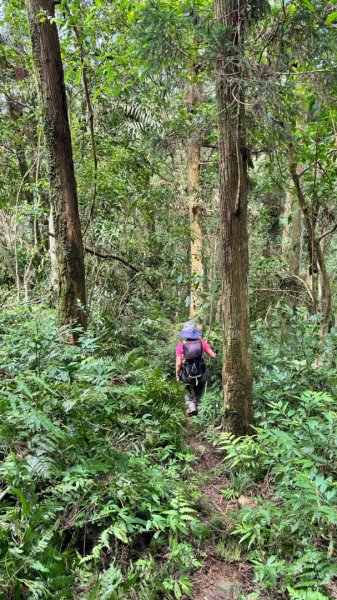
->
[[48, 232, 162, 298], [318, 222, 337, 243]]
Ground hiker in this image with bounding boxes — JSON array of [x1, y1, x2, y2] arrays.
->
[[176, 322, 216, 416]]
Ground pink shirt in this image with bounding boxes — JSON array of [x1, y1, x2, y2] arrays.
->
[[176, 339, 212, 357]]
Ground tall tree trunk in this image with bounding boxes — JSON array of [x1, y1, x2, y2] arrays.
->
[[27, 0, 87, 336], [187, 76, 204, 318], [215, 0, 253, 435]]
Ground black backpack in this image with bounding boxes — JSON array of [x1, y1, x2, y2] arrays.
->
[[182, 340, 205, 383]]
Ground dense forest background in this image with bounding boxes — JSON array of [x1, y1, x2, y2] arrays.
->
[[1, 0, 337, 598]]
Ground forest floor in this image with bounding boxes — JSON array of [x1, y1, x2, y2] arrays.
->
[[187, 423, 252, 600]]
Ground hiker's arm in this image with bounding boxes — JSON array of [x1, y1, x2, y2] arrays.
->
[[202, 339, 216, 359], [176, 355, 182, 380]]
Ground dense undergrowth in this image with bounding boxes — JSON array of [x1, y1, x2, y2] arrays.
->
[[0, 306, 205, 600], [2, 305, 337, 599], [198, 308, 337, 599]]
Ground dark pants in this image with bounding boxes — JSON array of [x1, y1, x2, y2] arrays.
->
[[183, 372, 207, 406]]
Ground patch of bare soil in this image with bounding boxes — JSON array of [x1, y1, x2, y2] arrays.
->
[[187, 433, 223, 472], [327, 582, 337, 599], [191, 554, 251, 600], [187, 424, 252, 599]]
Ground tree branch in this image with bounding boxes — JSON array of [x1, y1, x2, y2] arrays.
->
[[48, 232, 162, 298], [318, 222, 337, 243], [85, 246, 141, 273], [85, 246, 162, 297]]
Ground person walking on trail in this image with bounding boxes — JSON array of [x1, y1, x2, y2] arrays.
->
[[176, 322, 216, 416]]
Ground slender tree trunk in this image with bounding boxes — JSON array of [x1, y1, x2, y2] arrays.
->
[[188, 144, 204, 318], [48, 208, 58, 291], [289, 142, 331, 336], [5, 90, 42, 247], [27, 0, 87, 337], [282, 191, 292, 250], [187, 77, 204, 318], [261, 194, 282, 258], [283, 190, 302, 278], [0, 238, 21, 285], [68, 13, 98, 237], [289, 205, 302, 276], [215, 0, 253, 435], [282, 191, 303, 314]]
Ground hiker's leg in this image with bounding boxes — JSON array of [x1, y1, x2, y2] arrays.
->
[[195, 373, 207, 405], [185, 383, 197, 415]]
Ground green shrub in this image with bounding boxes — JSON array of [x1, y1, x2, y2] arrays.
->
[[0, 307, 201, 599]]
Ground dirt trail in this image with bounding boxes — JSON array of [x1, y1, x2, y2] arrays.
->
[[187, 425, 251, 600]]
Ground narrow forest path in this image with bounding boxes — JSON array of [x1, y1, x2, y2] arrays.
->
[[186, 423, 252, 600]]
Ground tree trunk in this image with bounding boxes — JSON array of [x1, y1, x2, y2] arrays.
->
[[288, 142, 331, 336], [289, 204, 302, 277], [283, 191, 303, 278], [261, 193, 282, 258], [48, 208, 58, 291], [0, 238, 21, 285], [215, 0, 253, 436], [5, 79, 42, 248], [187, 77, 204, 318], [27, 0, 87, 337]]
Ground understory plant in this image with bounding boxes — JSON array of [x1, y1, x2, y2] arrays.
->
[[0, 307, 202, 599], [209, 311, 337, 599]]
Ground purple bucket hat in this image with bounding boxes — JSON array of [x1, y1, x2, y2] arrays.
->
[[179, 321, 202, 339]]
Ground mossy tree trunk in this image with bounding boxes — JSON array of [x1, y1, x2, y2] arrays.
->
[[215, 0, 253, 436], [27, 0, 87, 337]]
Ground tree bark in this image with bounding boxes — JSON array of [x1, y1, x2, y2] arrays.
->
[[282, 192, 302, 279], [289, 204, 302, 276], [215, 0, 253, 435], [27, 0, 87, 336], [48, 208, 58, 291], [187, 76, 204, 318]]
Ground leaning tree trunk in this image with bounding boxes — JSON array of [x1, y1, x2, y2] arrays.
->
[[215, 0, 253, 436], [27, 0, 87, 337]]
